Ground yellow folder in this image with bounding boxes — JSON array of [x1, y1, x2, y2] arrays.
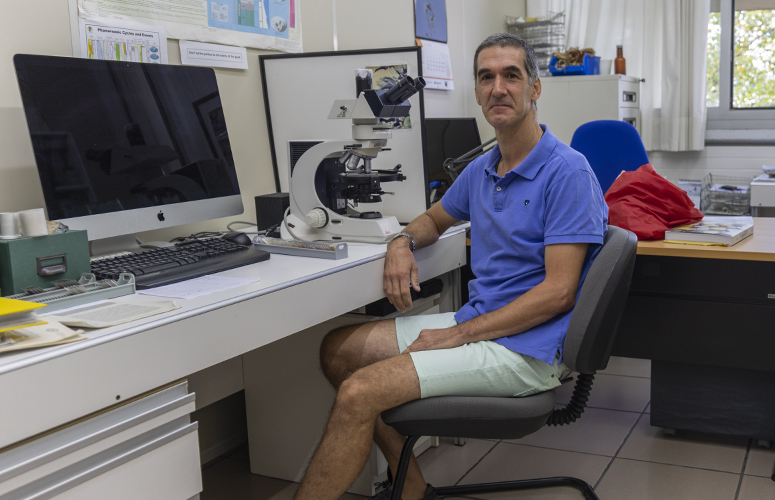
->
[[0, 297, 47, 334]]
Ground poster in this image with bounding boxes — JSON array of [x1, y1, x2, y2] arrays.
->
[[79, 18, 168, 63], [414, 0, 447, 43], [77, 0, 302, 53], [366, 64, 412, 130]]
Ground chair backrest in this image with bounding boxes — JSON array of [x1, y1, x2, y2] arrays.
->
[[562, 225, 637, 374], [570, 120, 649, 194]]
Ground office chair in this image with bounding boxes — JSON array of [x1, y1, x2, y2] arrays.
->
[[570, 120, 649, 194], [381, 225, 638, 500]]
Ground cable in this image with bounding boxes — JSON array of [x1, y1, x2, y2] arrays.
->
[[227, 220, 257, 231]]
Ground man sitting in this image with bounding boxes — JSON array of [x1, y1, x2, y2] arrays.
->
[[293, 33, 608, 500]]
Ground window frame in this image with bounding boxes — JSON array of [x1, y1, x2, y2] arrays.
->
[[706, 0, 775, 142]]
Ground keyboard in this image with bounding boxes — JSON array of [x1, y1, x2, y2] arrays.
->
[[90, 237, 270, 289]]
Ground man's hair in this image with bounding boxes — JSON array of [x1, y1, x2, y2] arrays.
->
[[473, 33, 539, 85]]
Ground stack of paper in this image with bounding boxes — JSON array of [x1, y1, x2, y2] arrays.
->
[[0, 297, 47, 334], [0, 321, 85, 354]]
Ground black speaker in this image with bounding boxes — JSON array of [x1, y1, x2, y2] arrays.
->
[[254, 192, 290, 231]]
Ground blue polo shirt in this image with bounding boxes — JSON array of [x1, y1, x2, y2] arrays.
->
[[441, 125, 608, 365]]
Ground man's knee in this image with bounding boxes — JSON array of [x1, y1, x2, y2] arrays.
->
[[319, 324, 357, 377]]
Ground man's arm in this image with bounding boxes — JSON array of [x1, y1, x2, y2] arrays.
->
[[384, 202, 459, 312], [403, 243, 589, 353]]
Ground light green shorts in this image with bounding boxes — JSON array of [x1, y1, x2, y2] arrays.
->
[[395, 312, 567, 399]]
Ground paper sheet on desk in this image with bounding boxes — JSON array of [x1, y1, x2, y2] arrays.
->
[[44, 301, 179, 328], [136, 275, 261, 300]]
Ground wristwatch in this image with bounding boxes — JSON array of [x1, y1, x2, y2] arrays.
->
[[392, 232, 416, 252]]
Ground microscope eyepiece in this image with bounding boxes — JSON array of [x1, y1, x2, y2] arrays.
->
[[382, 76, 418, 104]]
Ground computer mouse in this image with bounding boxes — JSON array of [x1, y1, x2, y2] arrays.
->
[[221, 231, 253, 246]]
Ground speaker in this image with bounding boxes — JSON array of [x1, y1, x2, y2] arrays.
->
[[254, 193, 290, 231]]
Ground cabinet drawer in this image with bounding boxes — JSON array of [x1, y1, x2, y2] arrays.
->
[[618, 108, 641, 135], [0, 382, 201, 500], [1, 419, 200, 500], [619, 80, 640, 108]]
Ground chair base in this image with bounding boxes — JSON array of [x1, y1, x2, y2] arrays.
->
[[436, 477, 599, 499]]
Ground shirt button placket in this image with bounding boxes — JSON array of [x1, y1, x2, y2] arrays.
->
[[494, 184, 503, 211]]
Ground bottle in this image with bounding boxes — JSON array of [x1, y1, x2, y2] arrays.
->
[[614, 45, 626, 75]]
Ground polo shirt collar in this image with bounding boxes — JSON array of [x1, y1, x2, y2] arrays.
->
[[484, 124, 558, 181]]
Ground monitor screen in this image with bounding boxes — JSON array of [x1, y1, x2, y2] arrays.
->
[[14, 54, 243, 240], [424, 118, 482, 185]]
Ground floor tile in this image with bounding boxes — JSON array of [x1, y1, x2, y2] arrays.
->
[[472, 486, 588, 499], [618, 417, 748, 473], [505, 408, 639, 456], [745, 445, 775, 477], [595, 458, 740, 500], [458, 442, 610, 496], [600, 356, 651, 378], [201, 458, 362, 500], [644, 403, 650, 414], [416, 438, 498, 487], [737, 474, 775, 500], [555, 373, 650, 413]]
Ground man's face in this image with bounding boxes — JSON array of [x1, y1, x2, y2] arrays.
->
[[474, 45, 540, 130]]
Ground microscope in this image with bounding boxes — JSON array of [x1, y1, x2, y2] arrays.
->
[[285, 73, 426, 243]]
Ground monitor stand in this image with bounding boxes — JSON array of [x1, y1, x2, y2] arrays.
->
[[89, 233, 142, 258]]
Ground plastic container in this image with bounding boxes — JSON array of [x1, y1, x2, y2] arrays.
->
[[700, 174, 753, 216], [548, 54, 600, 76]]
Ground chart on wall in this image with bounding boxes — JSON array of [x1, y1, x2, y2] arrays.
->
[[77, 0, 302, 53]]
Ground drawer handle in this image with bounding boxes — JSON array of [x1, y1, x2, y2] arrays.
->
[[624, 117, 637, 127], [36, 254, 68, 277], [622, 91, 637, 102]]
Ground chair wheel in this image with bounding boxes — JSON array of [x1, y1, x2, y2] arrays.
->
[[663, 428, 676, 436]]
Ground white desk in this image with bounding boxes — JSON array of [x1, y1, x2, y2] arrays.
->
[[0, 228, 466, 499]]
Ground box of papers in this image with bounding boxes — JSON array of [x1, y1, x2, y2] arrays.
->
[[0, 230, 90, 296]]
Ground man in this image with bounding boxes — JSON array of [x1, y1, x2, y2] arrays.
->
[[293, 33, 608, 500]]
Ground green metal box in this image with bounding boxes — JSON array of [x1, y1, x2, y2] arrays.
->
[[0, 230, 90, 296]]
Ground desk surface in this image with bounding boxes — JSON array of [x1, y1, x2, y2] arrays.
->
[[636, 217, 775, 261]]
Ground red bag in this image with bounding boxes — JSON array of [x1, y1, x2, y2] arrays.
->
[[604, 164, 703, 240]]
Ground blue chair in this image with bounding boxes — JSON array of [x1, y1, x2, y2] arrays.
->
[[570, 120, 649, 195]]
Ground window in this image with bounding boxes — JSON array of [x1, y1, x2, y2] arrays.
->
[[706, 0, 775, 141]]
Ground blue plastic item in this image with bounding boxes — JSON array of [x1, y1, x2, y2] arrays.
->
[[548, 54, 600, 76], [570, 120, 649, 195], [429, 180, 441, 188]]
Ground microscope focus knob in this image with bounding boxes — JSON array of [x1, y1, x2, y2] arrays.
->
[[305, 208, 329, 228]]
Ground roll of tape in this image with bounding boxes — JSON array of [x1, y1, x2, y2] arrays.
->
[[18, 208, 48, 237], [0, 212, 21, 239]]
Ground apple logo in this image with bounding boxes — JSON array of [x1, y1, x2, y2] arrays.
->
[[157, 210, 165, 222]]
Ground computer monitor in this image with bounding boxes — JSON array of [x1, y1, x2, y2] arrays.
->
[[13, 54, 243, 244], [424, 117, 482, 186]]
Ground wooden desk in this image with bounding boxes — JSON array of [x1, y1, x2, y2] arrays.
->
[[636, 217, 775, 261], [613, 218, 775, 442]]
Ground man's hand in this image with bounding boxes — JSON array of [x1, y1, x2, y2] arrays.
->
[[384, 240, 421, 312], [402, 327, 462, 354]]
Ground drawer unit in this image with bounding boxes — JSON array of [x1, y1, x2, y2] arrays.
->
[[0, 382, 201, 500], [538, 74, 642, 143]]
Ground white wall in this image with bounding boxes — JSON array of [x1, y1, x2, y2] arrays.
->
[[0, 0, 524, 243], [650, 146, 775, 184]]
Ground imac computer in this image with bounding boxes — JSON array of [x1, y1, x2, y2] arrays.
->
[[13, 54, 244, 253]]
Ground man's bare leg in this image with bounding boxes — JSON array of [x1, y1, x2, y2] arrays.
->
[[294, 352, 423, 500], [298, 321, 427, 499]]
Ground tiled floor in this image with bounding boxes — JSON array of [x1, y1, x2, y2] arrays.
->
[[201, 357, 775, 500]]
